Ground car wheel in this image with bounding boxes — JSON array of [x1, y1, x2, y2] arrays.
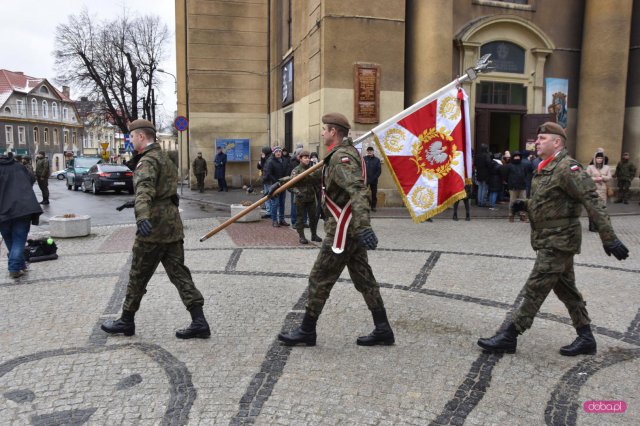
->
[[57, 174, 65, 180], [83, 182, 90, 193], [92, 181, 100, 195]]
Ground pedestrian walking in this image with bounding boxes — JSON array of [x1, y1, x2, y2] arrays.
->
[[101, 119, 211, 339], [477, 122, 629, 357], [192, 152, 208, 193], [35, 151, 50, 205], [0, 153, 42, 278], [274, 112, 395, 347]]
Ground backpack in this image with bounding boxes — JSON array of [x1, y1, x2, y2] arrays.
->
[[24, 238, 58, 262]]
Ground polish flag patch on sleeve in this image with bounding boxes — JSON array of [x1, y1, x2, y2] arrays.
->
[[340, 157, 351, 164], [570, 164, 580, 172]]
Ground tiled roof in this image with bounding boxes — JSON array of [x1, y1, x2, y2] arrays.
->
[[0, 69, 71, 107]]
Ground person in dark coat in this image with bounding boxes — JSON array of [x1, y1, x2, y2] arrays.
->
[[258, 146, 273, 217], [263, 146, 289, 226], [364, 146, 382, 211], [487, 155, 503, 210], [474, 144, 493, 207], [0, 154, 43, 278], [214, 146, 228, 191], [501, 151, 531, 222]]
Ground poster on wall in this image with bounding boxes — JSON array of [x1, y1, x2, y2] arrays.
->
[[215, 139, 250, 162], [545, 78, 569, 128], [282, 58, 293, 107]]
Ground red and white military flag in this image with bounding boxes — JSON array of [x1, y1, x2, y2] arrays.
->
[[372, 87, 472, 222]]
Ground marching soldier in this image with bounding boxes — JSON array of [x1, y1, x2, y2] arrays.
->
[[271, 113, 395, 347], [102, 119, 211, 339], [477, 122, 629, 356], [277, 150, 322, 244]]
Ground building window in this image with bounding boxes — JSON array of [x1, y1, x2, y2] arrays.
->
[[72, 131, 77, 146], [477, 82, 527, 106], [52, 102, 58, 119], [5, 125, 14, 144], [4, 107, 11, 113], [53, 128, 59, 145], [480, 41, 525, 74], [62, 108, 68, 120], [43, 128, 50, 144], [63, 130, 69, 146], [33, 127, 39, 144], [18, 126, 26, 144], [42, 100, 49, 118], [40, 86, 50, 95], [16, 100, 24, 115], [31, 98, 38, 116]]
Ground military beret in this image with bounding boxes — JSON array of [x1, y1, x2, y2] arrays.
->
[[537, 122, 566, 139], [299, 150, 310, 157], [128, 119, 156, 133], [322, 112, 351, 130]]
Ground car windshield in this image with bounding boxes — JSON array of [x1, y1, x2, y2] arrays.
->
[[75, 167, 90, 173], [74, 158, 100, 168], [101, 165, 130, 172]]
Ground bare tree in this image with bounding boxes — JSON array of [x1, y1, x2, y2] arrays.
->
[[54, 9, 169, 134]]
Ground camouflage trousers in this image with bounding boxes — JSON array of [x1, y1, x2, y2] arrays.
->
[[617, 180, 631, 202], [122, 239, 205, 313], [512, 249, 590, 333], [306, 236, 385, 319], [294, 199, 318, 234]]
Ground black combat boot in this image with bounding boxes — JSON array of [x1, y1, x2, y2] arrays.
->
[[101, 310, 135, 336], [560, 324, 597, 356], [357, 309, 395, 346], [298, 229, 309, 245], [477, 323, 518, 354], [176, 305, 211, 339], [310, 224, 322, 242], [278, 313, 317, 346]]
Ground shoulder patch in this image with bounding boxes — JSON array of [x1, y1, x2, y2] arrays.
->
[[340, 157, 351, 164], [136, 161, 144, 169], [570, 164, 580, 172]]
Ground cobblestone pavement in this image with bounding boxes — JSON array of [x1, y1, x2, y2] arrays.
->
[[0, 214, 638, 425]]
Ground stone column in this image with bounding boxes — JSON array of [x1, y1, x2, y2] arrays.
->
[[575, 0, 633, 165], [405, 0, 453, 104]]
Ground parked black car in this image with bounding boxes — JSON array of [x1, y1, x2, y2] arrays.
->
[[66, 157, 102, 190], [82, 164, 134, 194]]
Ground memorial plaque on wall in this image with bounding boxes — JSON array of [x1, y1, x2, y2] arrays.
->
[[354, 63, 380, 124]]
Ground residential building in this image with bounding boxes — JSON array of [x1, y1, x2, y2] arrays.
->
[[0, 69, 83, 171]]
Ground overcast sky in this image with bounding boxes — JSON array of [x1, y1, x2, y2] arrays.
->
[[0, 0, 177, 125]]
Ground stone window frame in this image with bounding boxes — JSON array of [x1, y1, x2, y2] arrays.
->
[[5, 125, 14, 144], [16, 99, 24, 115], [18, 126, 26, 145], [52, 102, 58, 119], [31, 98, 38, 116], [42, 100, 49, 118]]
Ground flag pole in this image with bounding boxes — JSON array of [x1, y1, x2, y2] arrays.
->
[[199, 160, 324, 242]]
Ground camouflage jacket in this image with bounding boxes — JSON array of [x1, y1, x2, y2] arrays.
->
[[134, 143, 184, 243], [525, 149, 617, 253], [192, 157, 208, 175], [614, 161, 637, 181], [35, 157, 49, 179], [321, 137, 371, 237], [279, 162, 321, 203]]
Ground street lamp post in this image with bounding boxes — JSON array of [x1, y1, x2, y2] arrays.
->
[[157, 68, 177, 94]]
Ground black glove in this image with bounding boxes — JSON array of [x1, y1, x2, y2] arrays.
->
[[358, 228, 378, 250], [136, 219, 153, 237], [266, 182, 281, 198], [511, 200, 527, 215], [603, 239, 629, 260], [116, 200, 135, 211]]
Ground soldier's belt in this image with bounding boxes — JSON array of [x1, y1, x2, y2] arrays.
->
[[532, 217, 579, 230]]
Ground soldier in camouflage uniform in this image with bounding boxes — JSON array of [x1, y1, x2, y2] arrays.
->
[[276, 151, 322, 244], [274, 113, 394, 347], [192, 152, 208, 193], [613, 152, 637, 204], [478, 122, 629, 356], [101, 119, 210, 339], [35, 151, 50, 205]]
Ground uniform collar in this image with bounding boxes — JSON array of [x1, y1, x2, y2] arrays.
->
[[539, 149, 567, 172]]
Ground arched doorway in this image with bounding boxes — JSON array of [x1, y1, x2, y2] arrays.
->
[[456, 16, 556, 156]]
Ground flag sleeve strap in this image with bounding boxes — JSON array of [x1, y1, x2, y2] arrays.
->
[[332, 156, 371, 232]]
